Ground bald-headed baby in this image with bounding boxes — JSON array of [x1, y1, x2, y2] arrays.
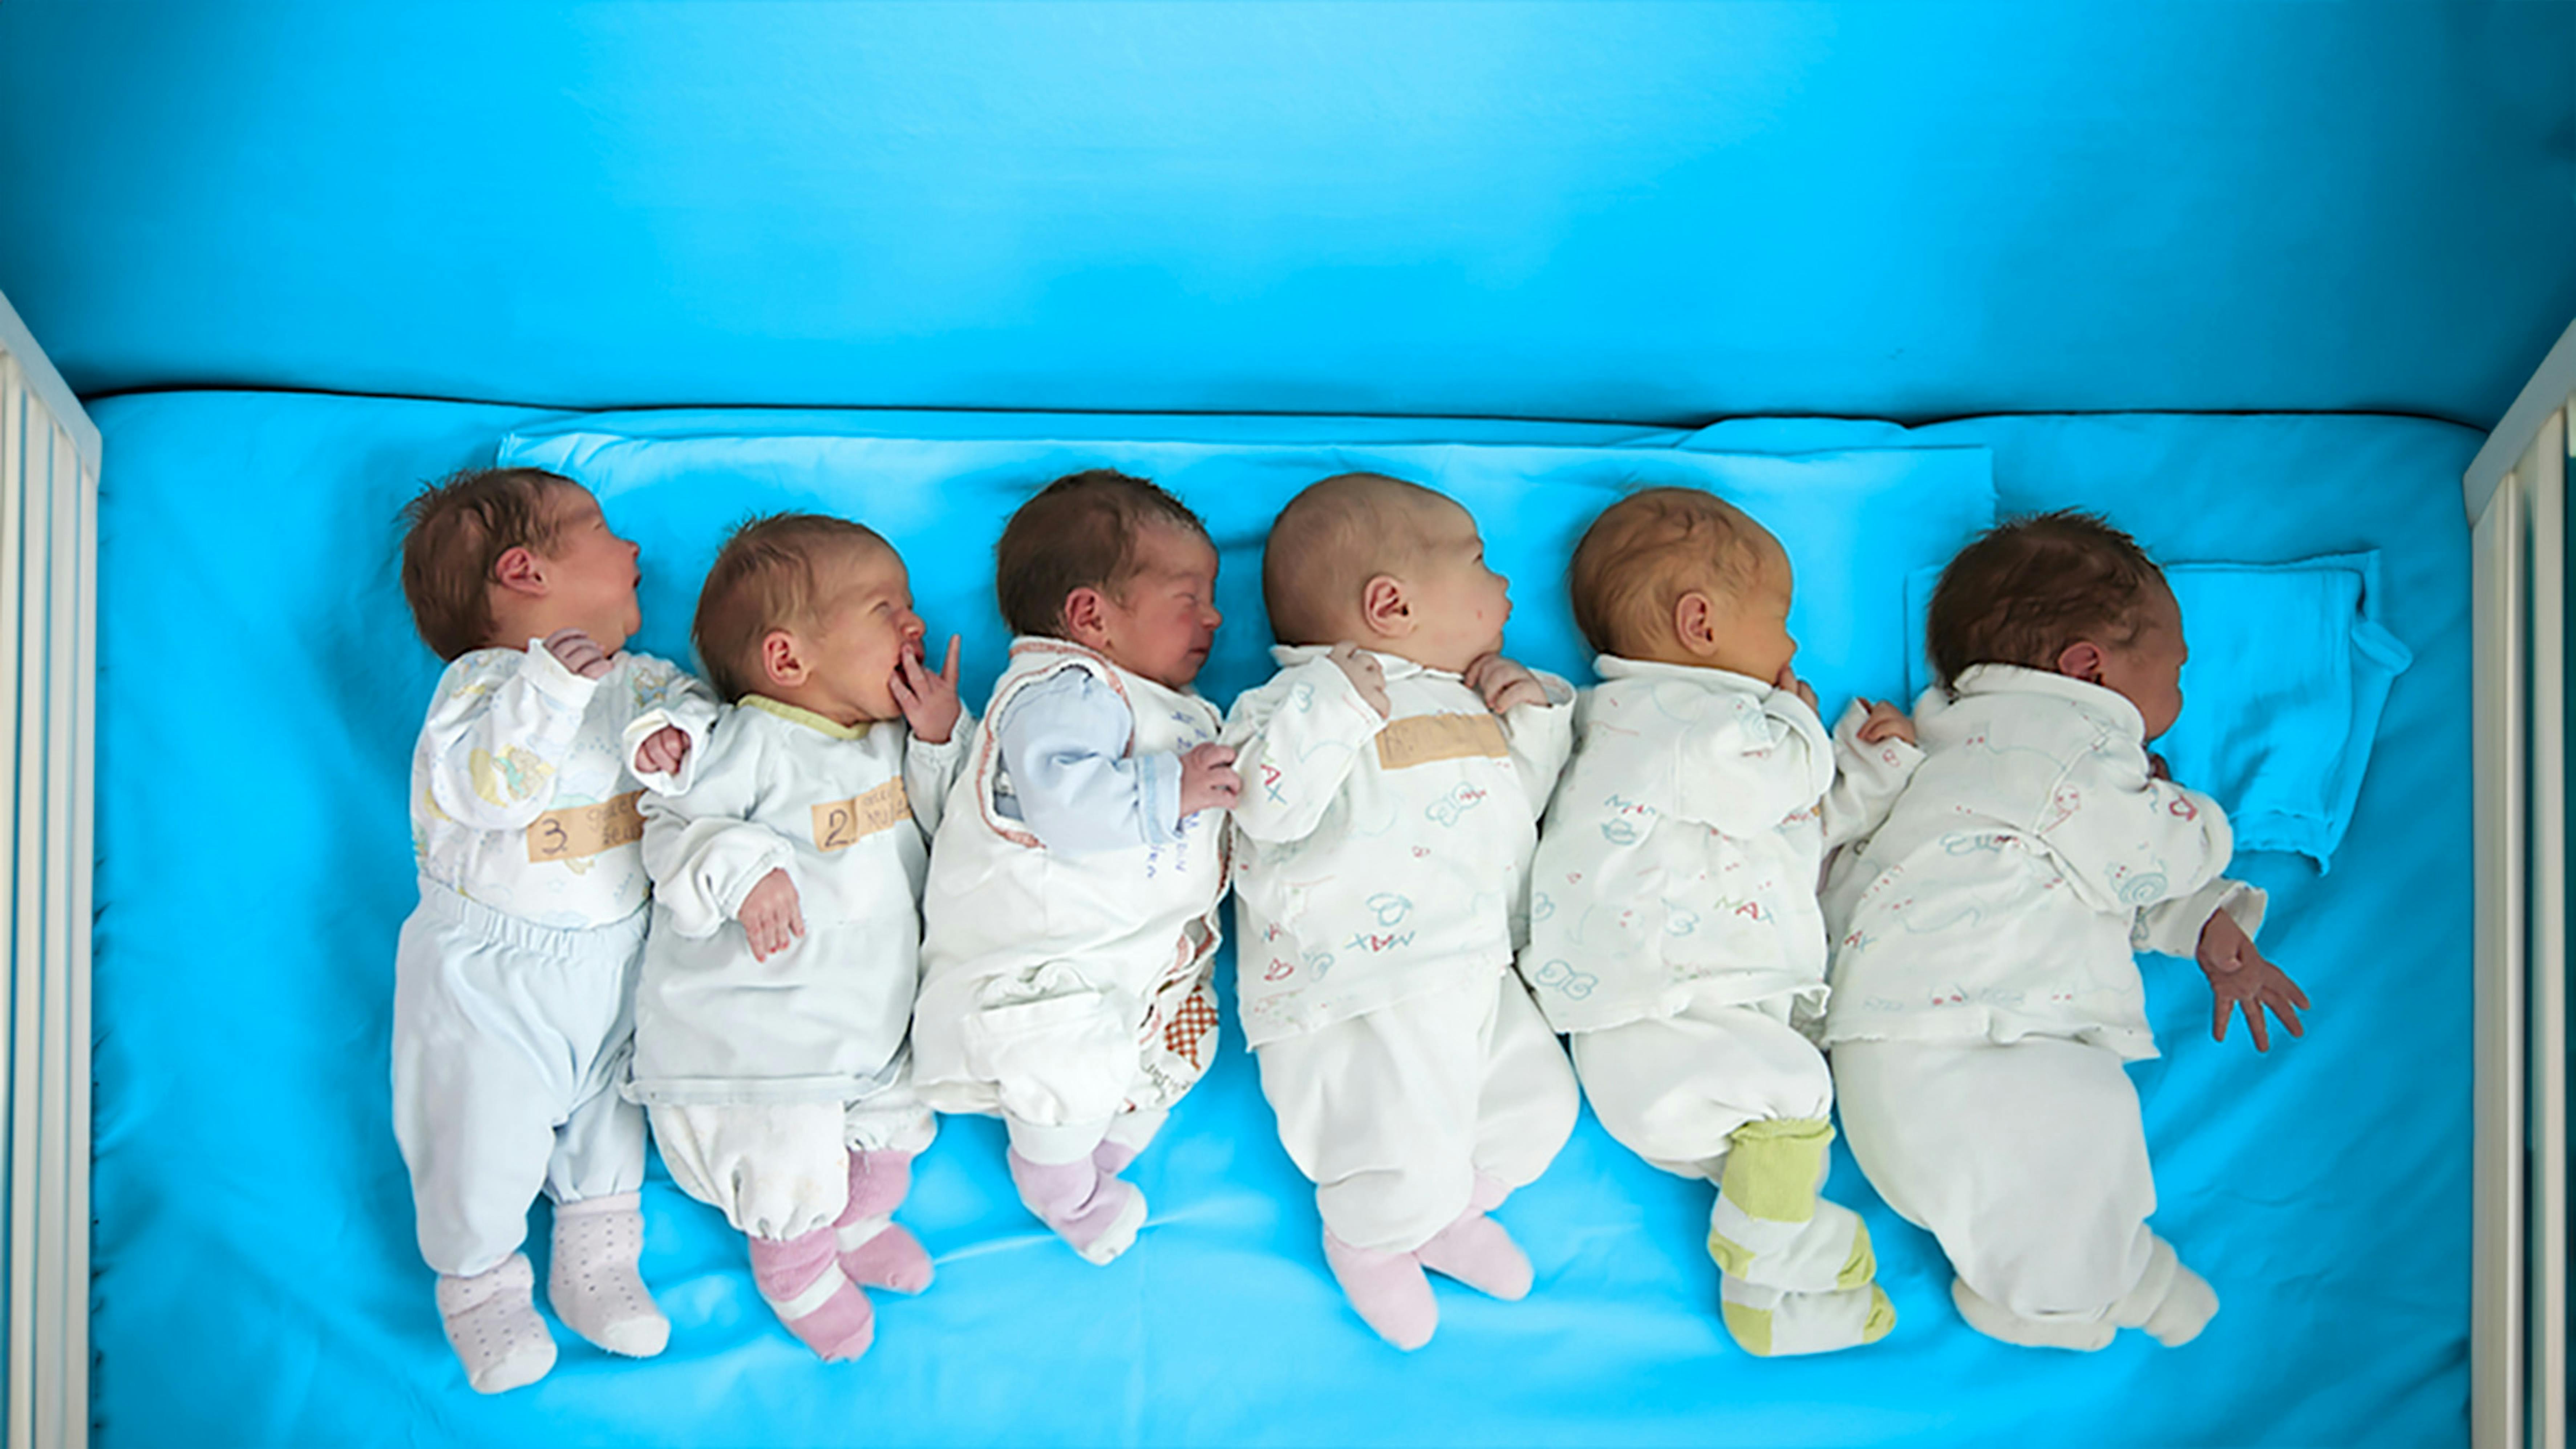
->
[[1219, 472, 1581, 1350]]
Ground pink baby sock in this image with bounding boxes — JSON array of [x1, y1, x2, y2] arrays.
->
[[835, 1148, 933, 1295], [1091, 1107, 1169, 1177], [1415, 1209, 1534, 1302], [1323, 1231, 1439, 1351], [1467, 1170, 1512, 1215], [1006, 1148, 1147, 1265], [748, 1227, 876, 1362], [435, 1253, 557, 1394], [547, 1192, 670, 1357]]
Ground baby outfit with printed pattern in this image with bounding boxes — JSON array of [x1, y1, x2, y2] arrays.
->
[[1824, 665, 2265, 1350], [1224, 645, 1581, 1349], [391, 643, 714, 1392], [911, 638, 1230, 1265], [632, 694, 965, 1360], [1523, 656, 1916, 1357]]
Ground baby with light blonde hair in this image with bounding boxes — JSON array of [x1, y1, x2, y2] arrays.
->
[[1523, 486, 1915, 1357], [1223, 472, 1581, 1350]]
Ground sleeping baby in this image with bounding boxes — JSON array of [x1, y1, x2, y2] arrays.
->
[[391, 467, 714, 1393], [912, 470, 1238, 1265], [1522, 487, 1911, 1356], [1824, 510, 2310, 1351], [1223, 472, 1580, 1351], [632, 514, 965, 1361]]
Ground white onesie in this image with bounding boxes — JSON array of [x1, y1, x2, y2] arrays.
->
[[1824, 664, 2267, 1343], [911, 638, 1229, 1164], [1522, 657, 1919, 1178], [1223, 646, 1580, 1253], [630, 695, 964, 1240], [392, 643, 712, 1278]]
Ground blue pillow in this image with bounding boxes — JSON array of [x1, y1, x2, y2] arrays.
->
[[498, 417, 1995, 718], [1903, 552, 2413, 868]]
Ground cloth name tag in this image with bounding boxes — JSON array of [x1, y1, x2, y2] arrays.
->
[[525, 791, 644, 863], [811, 778, 910, 851], [1374, 712, 1510, 771]]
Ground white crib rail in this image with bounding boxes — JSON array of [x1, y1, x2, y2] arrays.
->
[[0, 293, 97, 1449], [2466, 315, 2575, 1449]]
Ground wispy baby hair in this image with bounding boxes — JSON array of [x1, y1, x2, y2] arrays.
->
[[1568, 487, 1768, 658], [993, 470, 1207, 639], [693, 512, 892, 703], [398, 466, 575, 662], [1925, 508, 2163, 688]]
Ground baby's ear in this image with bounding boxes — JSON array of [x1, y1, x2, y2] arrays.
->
[[1672, 590, 1719, 655], [760, 629, 806, 688], [1360, 575, 1409, 638], [1061, 587, 1110, 648], [2054, 640, 2107, 683], [491, 545, 544, 597]]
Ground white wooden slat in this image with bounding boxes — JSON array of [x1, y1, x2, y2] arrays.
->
[[2527, 407, 2567, 1449], [7, 417, 49, 1449], [2470, 316, 2576, 520], [2470, 469, 2527, 1449], [61, 452, 94, 1445], [37, 421, 78, 1449], [0, 361, 21, 1449]]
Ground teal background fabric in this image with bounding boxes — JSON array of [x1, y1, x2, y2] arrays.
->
[[85, 393, 2473, 1446]]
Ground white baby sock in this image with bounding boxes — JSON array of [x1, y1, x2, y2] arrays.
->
[[547, 1192, 670, 1358], [1708, 1194, 1876, 1295], [2109, 1235, 2220, 1347], [1720, 1273, 1896, 1357], [436, 1253, 557, 1394]]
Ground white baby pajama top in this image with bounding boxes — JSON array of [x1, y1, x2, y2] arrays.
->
[[629, 695, 967, 1105], [1222, 646, 1576, 1048], [410, 643, 713, 927], [912, 638, 1230, 1125], [1821, 664, 2267, 1061], [1520, 657, 1923, 1036]]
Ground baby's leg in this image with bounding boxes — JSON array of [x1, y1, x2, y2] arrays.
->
[[1408, 972, 1579, 1302], [392, 910, 583, 1393], [1836, 1036, 2199, 1349], [543, 963, 665, 1359], [653, 1102, 877, 1360], [1256, 975, 1492, 1348], [960, 962, 1154, 1261], [835, 1080, 939, 1294]]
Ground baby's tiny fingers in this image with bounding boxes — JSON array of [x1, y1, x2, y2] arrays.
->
[[2270, 996, 2306, 1038]]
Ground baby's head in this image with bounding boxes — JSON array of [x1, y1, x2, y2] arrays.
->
[[400, 466, 640, 661], [1568, 487, 1794, 683], [1263, 473, 1510, 673], [994, 470, 1219, 689], [1928, 509, 2185, 739], [693, 513, 924, 724]]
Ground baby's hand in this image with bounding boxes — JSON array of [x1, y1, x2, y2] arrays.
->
[[891, 634, 964, 744], [736, 867, 805, 963], [1853, 698, 1916, 747], [1178, 742, 1242, 817], [543, 626, 614, 681], [1774, 664, 1819, 717], [1327, 642, 1392, 719], [632, 725, 691, 778], [1466, 653, 1548, 714], [2198, 909, 2308, 1052]]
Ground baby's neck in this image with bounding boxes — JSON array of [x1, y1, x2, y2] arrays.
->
[[485, 602, 626, 658], [756, 679, 890, 732]]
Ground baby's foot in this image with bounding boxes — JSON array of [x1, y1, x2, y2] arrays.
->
[[1006, 1149, 1147, 1265], [1722, 1273, 1897, 1357], [1706, 1116, 1835, 1283], [436, 1253, 557, 1393], [1323, 1231, 1438, 1351], [749, 1228, 876, 1362], [1415, 1210, 1532, 1301], [2106, 1236, 2220, 1347], [547, 1192, 670, 1358], [1708, 1195, 1876, 1296], [835, 1150, 933, 1294]]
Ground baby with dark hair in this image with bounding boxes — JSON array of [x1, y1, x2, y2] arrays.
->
[[1823, 509, 2309, 1352], [911, 470, 1238, 1266]]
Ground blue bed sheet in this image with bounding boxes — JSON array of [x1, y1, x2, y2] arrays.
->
[[89, 395, 2473, 1447]]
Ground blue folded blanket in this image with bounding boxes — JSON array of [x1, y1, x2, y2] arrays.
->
[[1905, 552, 2413, 867]]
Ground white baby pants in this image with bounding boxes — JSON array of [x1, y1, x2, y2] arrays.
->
[[1571, 987, 1833, 1180], [392, 880, 648, 1278], [1833, 1036, 2158, 1326], [1255, 963, 1579, 1254], [649, 1078, 936, 1241]]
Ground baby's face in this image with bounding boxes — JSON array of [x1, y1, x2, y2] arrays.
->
[[2094, 577, 2187, 741], [1707, 537, 1797, 685], [797, 544, 927, 723], [539, 487, 643, 652], [1402, 501, 1512, 673], [1095, 524, 1223, 690]]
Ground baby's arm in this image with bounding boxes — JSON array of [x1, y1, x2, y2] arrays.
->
[[1669, 684, 1836, 838], [1222, 649, 1388, 844], [638, 727, 800, 952], [419, 638, 601, 831], [1468, 653, 1578, 813], [1820, 698, 1925, 851], [997, 670, 1230, 852], [903, 708, 975, 840], [2032, 742, 2241, 917], [618, 654, 720, 795]]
